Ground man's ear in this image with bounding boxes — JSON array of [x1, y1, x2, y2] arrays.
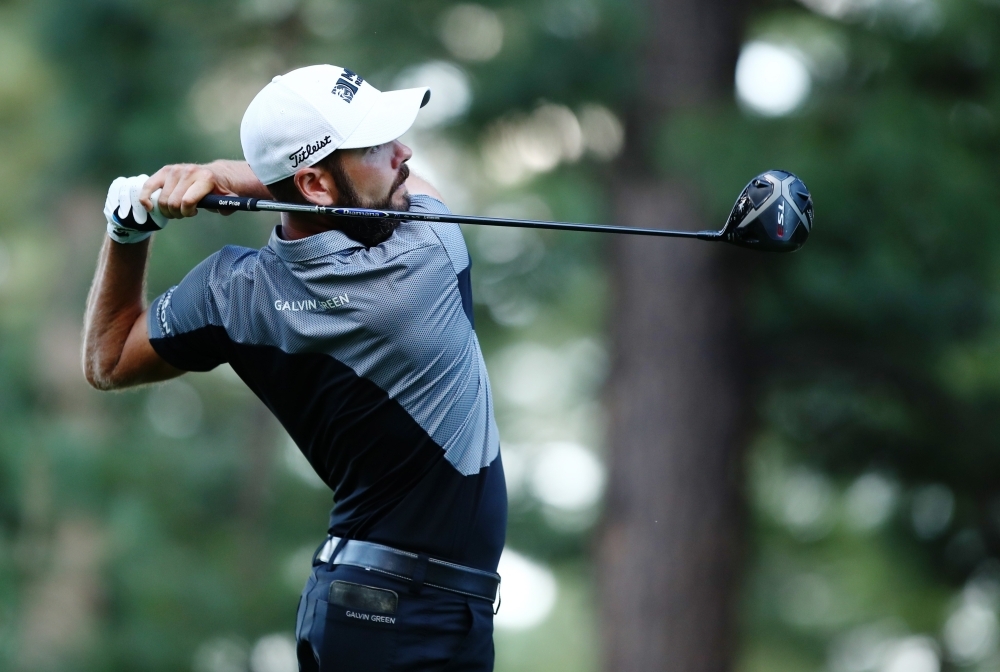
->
[[293, 167, 338, 206]]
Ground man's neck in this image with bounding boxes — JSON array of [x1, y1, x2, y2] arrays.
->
[[278, 202, 404, 248], [280, 213, 333, 241]]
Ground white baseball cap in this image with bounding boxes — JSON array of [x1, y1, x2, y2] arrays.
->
[[240, 64, 431, 185]]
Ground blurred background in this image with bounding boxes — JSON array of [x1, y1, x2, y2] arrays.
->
[[1, 0, 999, 670]]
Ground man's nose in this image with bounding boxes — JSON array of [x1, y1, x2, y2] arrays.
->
[[391, 141, 413, 169]]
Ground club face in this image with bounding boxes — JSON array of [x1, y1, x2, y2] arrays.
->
[[722, 170, 813, 252]]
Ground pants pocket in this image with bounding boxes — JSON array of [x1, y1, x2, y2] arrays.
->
[[440, 600, 494, 672], [316, 582, 400, 672]]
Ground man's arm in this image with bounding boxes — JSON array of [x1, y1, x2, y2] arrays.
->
[[84, 176, 183, 390], [82, 238, 182, 390], [140, 160, 271, 218], [142, 158, 445, 212], [406, 173, 445, 202]]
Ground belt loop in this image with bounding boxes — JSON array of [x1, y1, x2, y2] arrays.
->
[[493, 575, 502, 615], [328, 536, 350, 568], [312, 538, 327, 567], [410, 554, 430, 595]]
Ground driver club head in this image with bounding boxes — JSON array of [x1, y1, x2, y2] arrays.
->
[[723, 170, 813, 252]]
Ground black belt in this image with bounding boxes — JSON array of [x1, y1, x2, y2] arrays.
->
[[317, 536, 500, 603]]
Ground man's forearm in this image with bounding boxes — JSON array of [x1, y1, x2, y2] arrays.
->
[[405, 173, 444, 202], [83, 238, 150, 388], [206, 160, 272, 199]]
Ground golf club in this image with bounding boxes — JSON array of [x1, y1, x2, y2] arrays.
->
[[196, 169, 813, 252]]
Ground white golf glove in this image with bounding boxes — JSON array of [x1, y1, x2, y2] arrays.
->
[[104, 175, 168, 244]]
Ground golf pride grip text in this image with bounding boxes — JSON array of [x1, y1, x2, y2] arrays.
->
[[198, 195, 257, 211]]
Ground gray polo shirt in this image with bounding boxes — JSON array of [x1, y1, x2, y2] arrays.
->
[[147, 195, 507, 571]]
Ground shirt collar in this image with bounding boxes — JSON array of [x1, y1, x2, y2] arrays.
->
[[267, 225, 365, 262]]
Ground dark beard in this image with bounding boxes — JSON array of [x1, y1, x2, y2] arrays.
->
[[329, 162, 410, 248]]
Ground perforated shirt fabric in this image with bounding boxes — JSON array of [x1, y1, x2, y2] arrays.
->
[[147, 195, 507, 572]]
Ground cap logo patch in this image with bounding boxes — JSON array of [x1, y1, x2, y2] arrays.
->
[[290, 135, 332, 168], [332, 69, 364, 103]]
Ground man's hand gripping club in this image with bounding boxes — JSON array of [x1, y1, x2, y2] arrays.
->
[[104, 175, 169, 244], [138, 161, 270, 218]]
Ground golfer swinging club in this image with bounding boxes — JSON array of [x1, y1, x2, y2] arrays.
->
[[83, 64, 506, 671]]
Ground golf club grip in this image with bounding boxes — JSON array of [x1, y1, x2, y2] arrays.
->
[[198, 195, 259, 211]]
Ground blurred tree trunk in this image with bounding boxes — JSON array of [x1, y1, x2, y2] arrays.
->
[[237, 402, 280, 587], [598, 1, 748, 671]]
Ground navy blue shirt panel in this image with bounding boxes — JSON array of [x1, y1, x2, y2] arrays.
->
[[457, 265, 474, 327], [147, 195, 506, 572]]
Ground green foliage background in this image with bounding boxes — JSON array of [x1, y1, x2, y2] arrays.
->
[[1, 0, 1000, 670]]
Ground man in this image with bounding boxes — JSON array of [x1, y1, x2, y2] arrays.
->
[[83, 64, 506, 671]]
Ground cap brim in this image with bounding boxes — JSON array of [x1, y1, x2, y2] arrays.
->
[[339, 87, 430, 150]]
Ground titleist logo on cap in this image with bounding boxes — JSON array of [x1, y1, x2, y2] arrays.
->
[[290, 135, 332, 168]]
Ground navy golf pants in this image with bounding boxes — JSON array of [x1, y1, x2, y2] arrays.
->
[[295, 562, 495, 671]]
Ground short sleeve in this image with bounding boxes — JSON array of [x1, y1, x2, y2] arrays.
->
[[409, 194, 474, 327], [409, 195, 470, 275], [147, 252, 230, 372]]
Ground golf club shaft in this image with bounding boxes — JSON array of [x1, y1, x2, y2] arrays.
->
[[197, 195, 723, 240]]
